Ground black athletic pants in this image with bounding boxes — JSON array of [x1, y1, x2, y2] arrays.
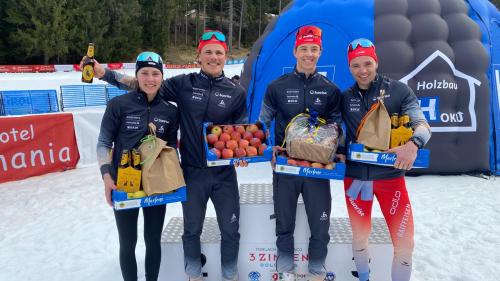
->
[[114, 205, 166, 281]]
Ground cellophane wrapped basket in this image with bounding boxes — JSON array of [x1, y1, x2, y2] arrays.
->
[[285, 112, 340, 164]]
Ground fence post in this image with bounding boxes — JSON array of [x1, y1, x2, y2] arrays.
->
[[0, 92, 4, 116], [28, 91, 34, 114], [83, 85, 88, 107]]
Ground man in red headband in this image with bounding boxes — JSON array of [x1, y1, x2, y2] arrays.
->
[[259, 25, 342, 281], [341, 38, 431, 281], [87, 30, 247, 281]]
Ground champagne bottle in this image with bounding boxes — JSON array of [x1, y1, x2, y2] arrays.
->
[[131, 149, 141, 170], [391, 113, 399, 129], [119, 150, 130, 168], [81, 43, 95, 83]]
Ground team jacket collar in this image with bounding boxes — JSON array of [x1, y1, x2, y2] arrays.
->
[[352, 74, 382, 96], [134, 90, 161, 105], [199, 69, 226, 82], [293, 66, 318, 81]]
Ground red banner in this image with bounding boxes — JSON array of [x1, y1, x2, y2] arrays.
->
[[0, 113, 80, 183], [0, 65, 55, 73], [107, 63, 124, 70]]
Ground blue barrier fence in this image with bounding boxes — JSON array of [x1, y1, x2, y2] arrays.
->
[[60, 85, 128, 110], [0, 90, 59, 116], [0, 85, 128, 116]]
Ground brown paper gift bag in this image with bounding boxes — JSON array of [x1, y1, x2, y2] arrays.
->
[[355, 89, 391, 151], [139, 123, 185, 196]]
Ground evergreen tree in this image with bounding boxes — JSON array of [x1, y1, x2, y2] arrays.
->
[[66, 0, 110, 63], [100, 0, 143, 62], [4, 0, 70, 64], [0, 0, 6, 63], [139, 0, 174, 54]]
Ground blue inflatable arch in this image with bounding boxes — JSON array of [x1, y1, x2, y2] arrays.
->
[[241, 0, 500, 174]]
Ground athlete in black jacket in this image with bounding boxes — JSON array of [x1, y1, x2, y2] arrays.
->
[[259, 26, 342, 281], [96, 52, 179, 281], [92, 31, 247, 281], [341, 38, 431, 281]]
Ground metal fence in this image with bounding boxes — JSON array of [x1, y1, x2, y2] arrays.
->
[[60, 85, 128, 110], [0, 90, 59, 116]]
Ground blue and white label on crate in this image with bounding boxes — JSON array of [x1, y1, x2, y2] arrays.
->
[[112, 186, 187, 210], [274, 156, 345, 180], [348, 143, 430, 168]]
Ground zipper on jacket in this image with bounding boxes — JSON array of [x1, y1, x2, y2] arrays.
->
[[303, 83, 307, 113], [201, 80, 214, 167]]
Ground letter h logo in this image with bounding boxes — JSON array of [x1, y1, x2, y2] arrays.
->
[[418, 97, 440, 122]]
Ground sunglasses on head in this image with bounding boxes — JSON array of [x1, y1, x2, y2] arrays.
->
[[348, 38, 375, 52], [296, 26, 322, 39], [200, 30, 226, 42], [136, 51, 163, 65]]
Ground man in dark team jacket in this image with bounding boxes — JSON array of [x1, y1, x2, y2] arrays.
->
[[91, 31, 247, 281], [259, 25, 342, 281], [341, 38, 431, 281]]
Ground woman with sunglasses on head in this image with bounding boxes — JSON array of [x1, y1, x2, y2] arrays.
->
[[87, 30, 247, 281], [258, 25, 342, 281], [340, 38, 431, 281], [96, 52, 179, 281]]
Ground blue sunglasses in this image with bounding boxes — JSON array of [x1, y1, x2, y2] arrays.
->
[[136, 51, 163, 65], [348, 38, 375, 52], [200, 31, 226, 42]]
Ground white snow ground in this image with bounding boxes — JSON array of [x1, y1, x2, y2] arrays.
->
[[1, 65, 500, 281], [0, 166, 499, 281]]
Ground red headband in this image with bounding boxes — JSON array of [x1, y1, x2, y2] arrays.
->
[[348, 46, 378, 64], [197, 37, 228, 52], [295, 26, 322, 49]]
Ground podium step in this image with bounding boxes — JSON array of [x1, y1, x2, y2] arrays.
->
[[159, 183, 393, 281]]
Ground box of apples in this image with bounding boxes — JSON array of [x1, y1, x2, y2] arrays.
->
[[112, 187, 187, 210], [204, 122, 273, 166], [347, 143, 430, 168], [274, 155, 345, 180]]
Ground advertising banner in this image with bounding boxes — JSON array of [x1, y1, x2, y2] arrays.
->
[[0, 113, 80, 183]]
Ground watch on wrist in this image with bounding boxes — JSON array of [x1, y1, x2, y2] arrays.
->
[[409, 136, 424, 149]]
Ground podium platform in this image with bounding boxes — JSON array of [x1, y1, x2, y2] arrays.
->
[[159, 184, 392, 281]]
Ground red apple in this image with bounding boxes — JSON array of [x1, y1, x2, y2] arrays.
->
[[246, 124, 259, 133], [206, 133, 218, 146], [311, 162, 324, 168], [246, 146, 258, 157], [234, 148, 247, 158], [254, 130, 265, 141], [226, 140, 238, 150], [214, 141, 225, 151], [238, 139, 249, 149], [222, 148, 234, 159], [211, 126, 222, 136], [243, 131, 253, 141], [258, 144, 267, 156], [235, 125, 246, 135], [287, 158, 297, 166], [219, 133, 231, 142], [210, 148, 221, 159], [230, 131, 242, 141], [249, 137, 262, 148], [298, 160, 310, 167], [223, 125, 234, 134]]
